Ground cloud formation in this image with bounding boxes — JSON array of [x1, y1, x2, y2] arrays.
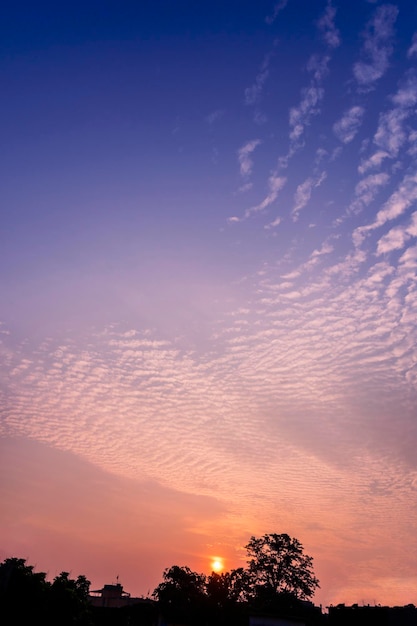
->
[[238, 140, 262, 177], [245, 53, 273, 106], [353, 4, 398, 88], [245, 173, 287, 218], [265, 0, 288, 25], [333, 106, 365, 144], [292, 172, 327, 221], [317, 1, 341, 49]]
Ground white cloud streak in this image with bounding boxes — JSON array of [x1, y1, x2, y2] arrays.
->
[[245, 53, 273, 105], [353, 4, 398, 88], [245, 174, 287, 218], [333, 106, 365, 144], [292, 171, 327, 221], [265, 0, 288, 25], [288, 54, 329, 150], [317, 1, 341, 49], [407, 32, 417, 58], [349, 173, 390, 215], [377, 211, 417, 255], [353, 172, 417, 246], [238, 139, 262, 177], [359, 71, 417, 173]]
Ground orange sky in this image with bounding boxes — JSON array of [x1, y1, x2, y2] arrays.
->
[[2, 435, 416, 607]]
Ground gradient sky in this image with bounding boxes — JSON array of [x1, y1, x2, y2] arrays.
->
[[2, 0, 417, 609]]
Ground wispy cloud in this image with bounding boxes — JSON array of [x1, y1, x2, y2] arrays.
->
[[348, 172, 390, 215], [407, 32, 417, 58], [317, 1, 341, 49], [288, 55, 329, 149], [245, 53, 273, 106], [265, 0, 288, 25], [359, 71, 417, 173], [264, 216, 282, 230], [292, 171, 327, 221], [236, 182, 253, 194], [333, 106, 365, 144], [206, 109, 224, 125], [238, 139, 262, 177], [358, 150, 390, 175], [376, 211, 417, 255], [353, 172, 417, 246], [245, 173, 287, 218], [353, 4, 398, 88]]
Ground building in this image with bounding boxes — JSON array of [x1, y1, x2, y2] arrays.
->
[[89, 582, 132, 608]]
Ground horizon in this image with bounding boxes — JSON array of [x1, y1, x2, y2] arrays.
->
[[1, 0, 417, 609], [4, 553, 416, 611]]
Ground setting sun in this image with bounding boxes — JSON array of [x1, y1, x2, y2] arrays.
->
[[210, 557, 224, 573]]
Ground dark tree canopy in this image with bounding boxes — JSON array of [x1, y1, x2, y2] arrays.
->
[[151, 532, 319, 622], [0, 557, 92, 626], [152, 565, 207, 624], [245, 533, 320, 600]]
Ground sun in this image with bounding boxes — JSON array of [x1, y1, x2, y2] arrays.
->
[[210, 557, 224, 573]]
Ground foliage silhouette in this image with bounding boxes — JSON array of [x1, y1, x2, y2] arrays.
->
[[0, 557, 92, 626], [152, 533, 320, 624], [245, 533, 320, 601], [152, 565, 207, 625]]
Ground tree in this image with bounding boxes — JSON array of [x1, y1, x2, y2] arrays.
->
[[0, 557, 50, 625], [152, 565, 207, 625], [245, 533, 319, 601], [0, 559, 92, 626], [151, 533, 320, 622], [205, 569, 251, 626], [49, 571, 92, 625]]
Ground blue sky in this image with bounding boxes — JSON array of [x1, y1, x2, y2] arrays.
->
[[2, 0, 417, 607]]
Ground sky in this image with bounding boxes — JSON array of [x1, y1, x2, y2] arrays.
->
[[1, 0, 417, 609]]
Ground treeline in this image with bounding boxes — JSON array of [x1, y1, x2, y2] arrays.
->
[[5, 533, 416, 626], [153, 533, 321, 625], [0, 558, 92, 625], [0, 533, 323, 625]]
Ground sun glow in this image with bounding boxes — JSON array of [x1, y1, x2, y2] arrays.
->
[[211, 557, 224, 573]]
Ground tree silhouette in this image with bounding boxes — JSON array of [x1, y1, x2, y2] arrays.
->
[[0, 557, 50, 625], [49, 571, 92, 625], [0, 558, 92, 626], [152, 565, 207, 625], [245, 533, 320, 601]]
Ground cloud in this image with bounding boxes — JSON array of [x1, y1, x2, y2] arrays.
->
[[377, 211, 417, 255], [245, 53, 273, 105], [353, 172, 417, 246], [353, 4, 398, 88], [289, 87, 324, 142], [206, 109, 224, 125], [407, 32, 417, 59], [236, 182, 253, 194], [265, 0, 288, 25], [391, 71, 417, 108], [238, 139, 262, 177], [292, 171, 327, 221], [358, 72, 417, 172], [245, 174, 287, 218], [317, 1, 341, 49], [333, 106, 365, 144], [264, 216, 282, 230], [374, 108, 409, 156], [288, 55, 329, 147], [358, 150, 390, 175], [348, 172, 390, 214]]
